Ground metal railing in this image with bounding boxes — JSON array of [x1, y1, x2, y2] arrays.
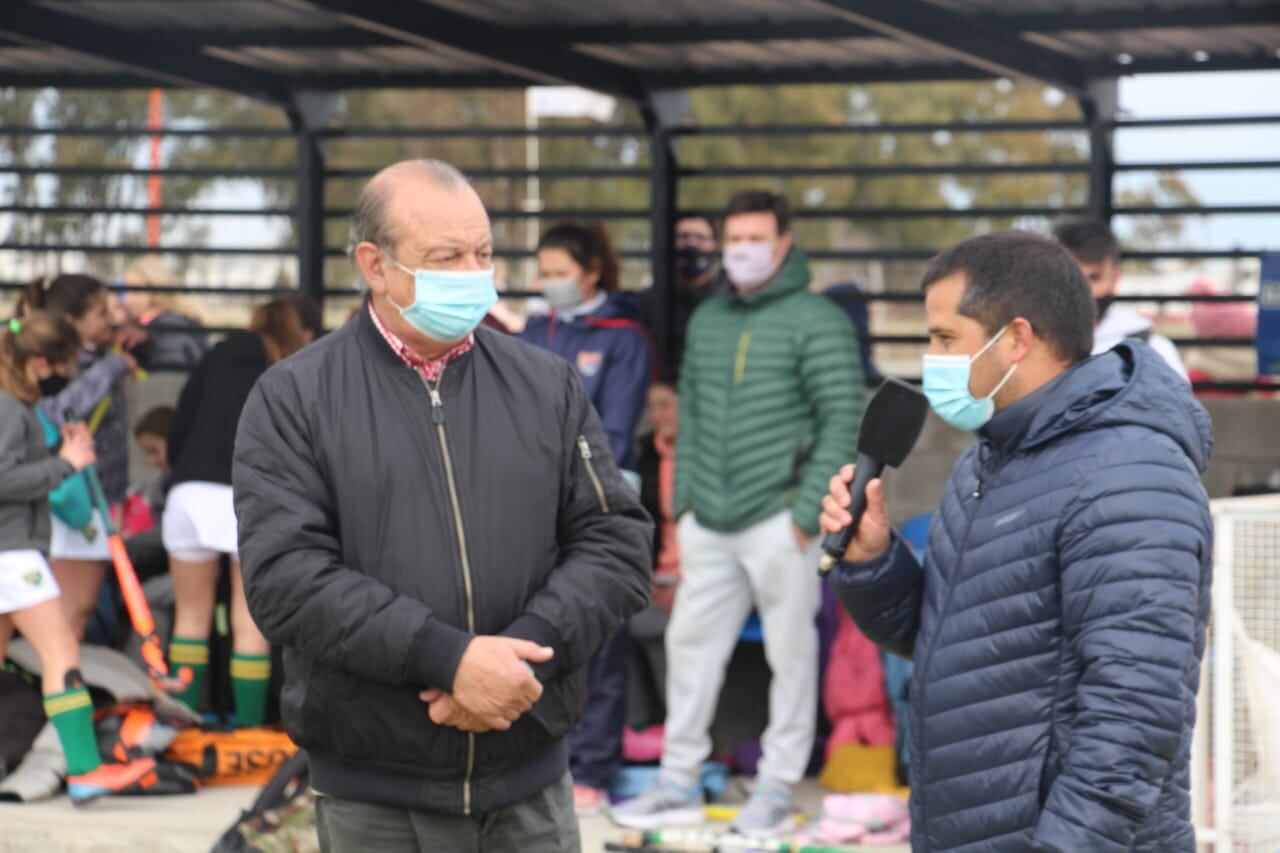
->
[[1, 114, 1276, 388]]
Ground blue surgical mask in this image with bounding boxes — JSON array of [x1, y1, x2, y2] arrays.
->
[[922, 325, 1018, 431], [386, 257, 497, 343]]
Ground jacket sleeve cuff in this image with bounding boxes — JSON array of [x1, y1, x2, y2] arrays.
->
[[833, 533, 904, 589], [791, 504, 821, 536], [501, 612, 564, 683], [49, 458, 75, 485], [406, 617, 474, 691]]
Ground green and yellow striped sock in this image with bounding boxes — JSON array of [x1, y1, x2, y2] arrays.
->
[[231, 652, 271, 727], [168, 636, 209, 712], [44, 686, 101, 777]]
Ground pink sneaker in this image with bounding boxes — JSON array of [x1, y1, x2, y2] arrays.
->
[[864, 820, 912, 845], [820, 792, 908, 830], [573, 784, 608, 816], [809, 793, 909, 844]]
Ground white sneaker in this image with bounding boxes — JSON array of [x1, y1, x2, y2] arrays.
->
[[610, 776, 705, 830], [730, 779, 796, 837]]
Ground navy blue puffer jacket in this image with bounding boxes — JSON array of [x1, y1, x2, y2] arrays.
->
[[834, 341, 1213, 852]]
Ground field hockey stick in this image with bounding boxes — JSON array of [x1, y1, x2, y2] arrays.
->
[[73, 425, 189, 694]]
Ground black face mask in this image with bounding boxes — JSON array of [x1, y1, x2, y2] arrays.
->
[[1094, 296, 1115, 322], [674, 246, 716, 283], [38, 375, 70, 397]]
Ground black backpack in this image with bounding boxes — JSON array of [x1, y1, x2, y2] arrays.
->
[[0, 668, 44, 779]]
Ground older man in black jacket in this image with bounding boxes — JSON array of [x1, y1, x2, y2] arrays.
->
[[233, 158, 652, 852]]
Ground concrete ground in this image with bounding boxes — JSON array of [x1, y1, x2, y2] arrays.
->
[[0, 779, 909, 852]]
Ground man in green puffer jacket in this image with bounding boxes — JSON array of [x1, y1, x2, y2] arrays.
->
[[613, 190, 864, 836]]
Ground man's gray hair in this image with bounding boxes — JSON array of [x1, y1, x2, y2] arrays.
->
[[348, 158, 470, 255]]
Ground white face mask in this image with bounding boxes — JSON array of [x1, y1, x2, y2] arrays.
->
[[723, 242, 780, 291], [541, 278, 583, 312]]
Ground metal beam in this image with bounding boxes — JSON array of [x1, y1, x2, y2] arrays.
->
[[643, 93, 683, 382], [289, 92, 341, 314], [794, 0, 1090, 93], [0, 69, 530, 91], [1089, 54, 1280, 76], [280, 0, 647, 99], [1002, 4, 1280, 33], [0, 1, 294, 109], [113, 3, 1280, 49], [1083, 78, 1118, 222]]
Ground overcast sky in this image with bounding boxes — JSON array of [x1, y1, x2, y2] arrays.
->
[[1113, 70, 1280, 251]]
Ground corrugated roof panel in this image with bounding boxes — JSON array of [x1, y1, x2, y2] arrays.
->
[[579, 38, 907, 71], [0, 0, 1275, 90], [0, 45, 120, 73], [223, 45, 491, 74], [37, 0, 327, 30], [426, 0, 824, 26]]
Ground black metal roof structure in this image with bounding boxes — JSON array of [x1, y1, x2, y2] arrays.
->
[[1, 1, 1277, 387], [1, 0, 1277, 104]]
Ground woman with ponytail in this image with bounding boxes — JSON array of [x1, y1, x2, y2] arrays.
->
[[22, 274, 140, 640], [520, 222, 653, 471], [0, 312, 158, 803], [519, 222, 653, 814], [162, 299, 309, 726]]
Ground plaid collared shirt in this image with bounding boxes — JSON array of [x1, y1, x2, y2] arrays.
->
[[367, 302, 473, 383]]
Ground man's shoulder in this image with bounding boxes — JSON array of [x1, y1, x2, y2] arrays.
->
[[476, 327, 573, 380], [254, 320, 359, 394], [788, 288, 853, 321]]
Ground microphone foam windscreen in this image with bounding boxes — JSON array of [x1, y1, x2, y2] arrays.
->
[[857, 377, 930, 467]]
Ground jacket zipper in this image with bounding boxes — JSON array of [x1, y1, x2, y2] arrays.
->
[[733, 330, 751, 385], [912, 441, 993, 842], [577, 436, 609, 513], [422, 369, 477, 816]]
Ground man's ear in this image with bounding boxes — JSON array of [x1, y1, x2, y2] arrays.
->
[[1108, 258, 1123, 294], [1008, 317, 1036, 363], [776, 232, 794, 260], [354, 242, 390, 295]]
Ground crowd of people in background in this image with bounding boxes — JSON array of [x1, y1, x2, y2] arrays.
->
[[0, 167, 1251, 831], [0, 266, 324, 801]]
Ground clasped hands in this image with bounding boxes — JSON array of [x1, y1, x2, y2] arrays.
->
[[419, 636, 553, 734]]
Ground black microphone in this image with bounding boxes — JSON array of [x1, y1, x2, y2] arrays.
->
[[818, 377, 929, 575]]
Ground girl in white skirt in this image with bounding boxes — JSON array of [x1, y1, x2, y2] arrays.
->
[[164, 299, 309, 725], [19, 275, 139, 639], [0, 312, 155, 803]]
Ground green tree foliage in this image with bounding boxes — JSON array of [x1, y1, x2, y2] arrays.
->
[[0, 81, 1195, 299]]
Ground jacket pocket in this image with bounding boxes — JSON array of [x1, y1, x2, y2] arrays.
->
[[284, 650, 460, 771], [527, 668, 587, 743]]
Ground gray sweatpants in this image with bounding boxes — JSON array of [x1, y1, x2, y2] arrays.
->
[[661, 509, 822, 788], [315, 772, 580, 853]]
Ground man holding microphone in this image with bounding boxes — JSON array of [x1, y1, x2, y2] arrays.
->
[[820, 231, 1213, 852]]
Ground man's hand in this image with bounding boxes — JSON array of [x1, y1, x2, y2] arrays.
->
[[419, 688, 495, 733], [791, 522, 812, 551], [819, 464, 891, 564], [451, 636, 553, 724], [652, 577, 678, 616]]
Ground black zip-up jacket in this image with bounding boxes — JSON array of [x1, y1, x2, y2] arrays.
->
[[169, 331, 269, 487], [232, 308, 652, 814]]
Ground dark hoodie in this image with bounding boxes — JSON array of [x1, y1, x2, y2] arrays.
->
[[834, 341, 1214, 852], [168, 331, 271, 487], [520, 292, 653, 470]]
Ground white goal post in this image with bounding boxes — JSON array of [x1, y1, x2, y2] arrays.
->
[[1193, 495, 1280, 852]]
